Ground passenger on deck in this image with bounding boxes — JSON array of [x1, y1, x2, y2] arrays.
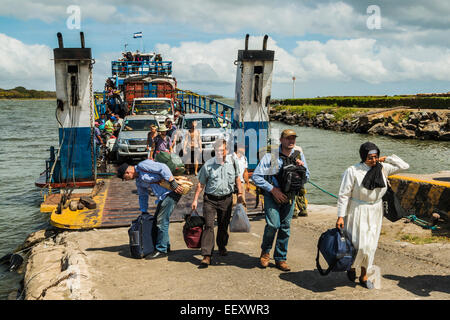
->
[[183, 120, 202, 175], [104, 115, 116, 140], [147, 124, 158, 159], [165, 118, 177, 142], [191, 138, 245, 268], [232, 146, 249, 202], [117, 160, 184, 258], [94, 121, 104, 156], [98, 113, 106, 129], [150, 124, 173, 159]]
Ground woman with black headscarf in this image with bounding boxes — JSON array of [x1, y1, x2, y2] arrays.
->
[[335, 142, 409, 289]]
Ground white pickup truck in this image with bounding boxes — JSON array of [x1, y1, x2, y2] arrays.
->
[[131, 97, 174, 125]]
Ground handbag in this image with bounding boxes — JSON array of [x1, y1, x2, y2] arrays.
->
[[183, 210, 205, 248], [316, 228, 355, 276], [382, 169, 407, 222]]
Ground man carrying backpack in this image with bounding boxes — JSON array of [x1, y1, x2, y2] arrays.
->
[[251, 129, 310, 271]]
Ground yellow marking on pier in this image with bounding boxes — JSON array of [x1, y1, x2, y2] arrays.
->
[[49, 181, 108, 230]]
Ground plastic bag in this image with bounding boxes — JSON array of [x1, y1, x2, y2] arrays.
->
[[229, 204, 251, 233], [367, 265, 381, 289]]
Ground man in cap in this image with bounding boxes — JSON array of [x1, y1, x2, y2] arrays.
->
[[150, 124, 173, 159], [117, 160, 184, 258], [251, 129, 310, 271]]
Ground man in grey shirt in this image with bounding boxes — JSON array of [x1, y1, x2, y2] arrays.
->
[[191, 138, 245, 268]]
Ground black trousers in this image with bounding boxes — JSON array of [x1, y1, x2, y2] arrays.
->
[[201, 193, 233, 256]]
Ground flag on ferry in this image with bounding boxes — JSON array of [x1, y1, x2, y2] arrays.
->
[[133, 32, 143, 38]]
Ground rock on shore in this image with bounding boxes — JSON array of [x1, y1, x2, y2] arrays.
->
[[270, 108, 450, 141]]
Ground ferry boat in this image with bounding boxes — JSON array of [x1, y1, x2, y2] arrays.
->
[[36, 32, 276, 230]]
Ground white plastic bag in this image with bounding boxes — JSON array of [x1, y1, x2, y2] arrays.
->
[[229, 203, 251, 233]]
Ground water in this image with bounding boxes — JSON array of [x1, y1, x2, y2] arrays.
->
[[0, 100, 58, 300], [0, 100, 448, 299]]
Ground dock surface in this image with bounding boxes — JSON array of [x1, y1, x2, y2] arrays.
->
[[23, 204, 450, 300], [45, 175, 263, 230]]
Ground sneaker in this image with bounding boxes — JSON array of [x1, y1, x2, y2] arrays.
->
[[147, 250, 167, 259]]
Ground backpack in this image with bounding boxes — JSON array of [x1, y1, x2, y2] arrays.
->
[[316, 228, 355, 276], [277, 150, 307, 196]]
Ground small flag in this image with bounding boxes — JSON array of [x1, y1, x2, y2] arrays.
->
[[133, 32, 143, 38]]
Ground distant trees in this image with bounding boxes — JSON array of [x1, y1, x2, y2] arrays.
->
[[0, 87, 56, 99]]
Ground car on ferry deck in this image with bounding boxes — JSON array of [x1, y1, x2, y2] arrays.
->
[[175, 113, 229, 162], [115, 114, 159, 162]]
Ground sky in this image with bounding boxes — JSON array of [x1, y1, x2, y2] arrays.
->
[[0, 0, 449, 98]]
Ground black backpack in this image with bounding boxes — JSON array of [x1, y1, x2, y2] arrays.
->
[[277, 150, 307, 196]]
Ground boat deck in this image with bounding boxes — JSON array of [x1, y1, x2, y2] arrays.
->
[[44, 174, 264, 230]]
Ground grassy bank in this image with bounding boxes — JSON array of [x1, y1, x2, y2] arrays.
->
[[273, 95, 450, 110], [273, 104, 370, 121]]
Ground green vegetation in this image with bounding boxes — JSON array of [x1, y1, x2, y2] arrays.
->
[[0, 86, 56, 99], [274, 104, 370, 121], [273, 95, 450, 110], [400, 234, 450, 245]]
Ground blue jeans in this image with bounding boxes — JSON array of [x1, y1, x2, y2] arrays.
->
[[155, 192, 181, 253], [261, 193, 295, 262]]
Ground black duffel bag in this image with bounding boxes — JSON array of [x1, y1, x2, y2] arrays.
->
[[382, 185, 408, 222]]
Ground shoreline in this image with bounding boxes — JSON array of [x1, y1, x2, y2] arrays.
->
[[15, 204, 450, 300], [270, 106, 450, 141]]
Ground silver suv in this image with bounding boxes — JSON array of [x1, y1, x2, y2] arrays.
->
[[116, 115, 159, 162], [175, 113, 228, 161]]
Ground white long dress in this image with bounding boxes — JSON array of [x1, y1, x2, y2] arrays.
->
[[337, 155, 409, 270]]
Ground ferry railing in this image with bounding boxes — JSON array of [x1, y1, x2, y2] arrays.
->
[[111, 60, 172, 77], [176, 89, 234, 127]]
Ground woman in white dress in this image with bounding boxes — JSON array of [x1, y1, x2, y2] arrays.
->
[[335, 142, 409, 289]]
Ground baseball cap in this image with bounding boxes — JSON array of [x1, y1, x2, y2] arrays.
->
[[117, 163, 130, 180], [280, 129, 297, 138]]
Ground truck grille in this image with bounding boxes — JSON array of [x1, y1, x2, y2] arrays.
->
[[128, 139, 147, 146]]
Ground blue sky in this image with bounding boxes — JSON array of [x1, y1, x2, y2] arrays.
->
[[0, 0, 449, 98]]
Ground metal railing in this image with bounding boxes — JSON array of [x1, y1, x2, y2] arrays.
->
[[176, 89, 234, 126], [111, 60, 172, 77]]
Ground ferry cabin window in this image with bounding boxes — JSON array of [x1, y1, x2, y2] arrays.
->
[[183, 118, 221, 129], [123, 119, 159, 131]]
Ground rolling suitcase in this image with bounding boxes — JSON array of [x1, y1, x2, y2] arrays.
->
[[128, 212, 157, 259]]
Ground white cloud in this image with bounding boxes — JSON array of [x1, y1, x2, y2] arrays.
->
[[0, 33, 54, 90], [154, 36, 450, 89]]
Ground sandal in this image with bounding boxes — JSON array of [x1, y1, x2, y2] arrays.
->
[[347, 269, 356, 282], [359, 277, 374, 289]]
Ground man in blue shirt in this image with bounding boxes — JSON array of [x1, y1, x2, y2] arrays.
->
[[251, 129, 310, 271], [118, 160, 184, 258]]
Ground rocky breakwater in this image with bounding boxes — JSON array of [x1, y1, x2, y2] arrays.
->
[[270, 107, 450, 141]]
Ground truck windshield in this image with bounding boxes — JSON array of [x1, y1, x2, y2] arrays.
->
[[183, 118, 221, 129], [123, 119, 159, 131], [133, 100, 171, 115]]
